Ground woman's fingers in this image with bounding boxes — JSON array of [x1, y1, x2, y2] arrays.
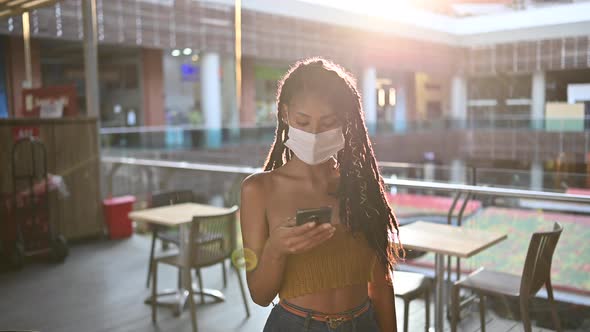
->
[[286, 220, 318, 237], [288, 222, 331, 244], [292, 229, 335, 253], [287, 223, 335, 253]]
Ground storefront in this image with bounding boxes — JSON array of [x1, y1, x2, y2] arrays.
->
[[254, 63, 287, 125], [39, 40, 141, 127]]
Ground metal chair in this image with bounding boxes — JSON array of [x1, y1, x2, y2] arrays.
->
[[145, 190, 195, 288], [146, 190, 226, 289], [151, 206, 250, 332], [394, 270, 431, 332], [451, 222, 563, 332]]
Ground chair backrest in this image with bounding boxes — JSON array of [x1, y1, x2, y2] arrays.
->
[[188, 205, 239, 265], [520, 222, 563, 298], [150, 190, 194, 208]]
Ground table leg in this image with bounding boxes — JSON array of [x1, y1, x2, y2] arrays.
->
[[180, 223, 191, 290], [144, 289, 188, 316], [434, 253, 445, 332], [192, 284, 226, 302]]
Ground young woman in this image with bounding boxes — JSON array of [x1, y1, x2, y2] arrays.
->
[[240, 57, 402, 332]]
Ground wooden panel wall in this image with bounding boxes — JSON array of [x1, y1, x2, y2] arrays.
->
[[0, 118, 104, 240]]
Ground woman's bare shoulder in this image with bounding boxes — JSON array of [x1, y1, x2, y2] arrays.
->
[[241, 170, 273, 196]]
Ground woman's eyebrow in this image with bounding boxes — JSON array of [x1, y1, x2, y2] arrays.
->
[[296, 112, 311, 118]]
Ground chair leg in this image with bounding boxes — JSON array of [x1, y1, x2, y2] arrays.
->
[[479, 294, 486, 332], [187, 267, 198, 332], [403, 299, 409, 332], [151, 261, 158, 323], [546, 281, 562, 332], [177, 269, 182, 289], [519, 298, 532, 332], [500, 295, 515, 319], [196, 268, 205, 304], [222, 260, 227, 288], [424, 287, 430, 332], [146, 231, 157, 288], [451, 285, 460, 332], [234, 263, 251, 317]]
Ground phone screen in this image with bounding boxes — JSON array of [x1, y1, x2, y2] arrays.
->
[[296, 206, 332, 226]]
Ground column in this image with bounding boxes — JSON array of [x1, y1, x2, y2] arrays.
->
[[5, 36, 42, 117], [394, 83, 407, 133], [362, 66, 377, 134], [531, 71, 545, 130], [451, 159, 466, 184], [83, 0, 100, 119], [141, 48, 165, 126], [451, 74, 467, 129], [530, 160, 543, 191], [201, 52, 222, 148], [222, 56, 239, 139], [240, 56, 256, 125]]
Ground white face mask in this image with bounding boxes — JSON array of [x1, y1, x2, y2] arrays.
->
[[284, 125, 345, 165]]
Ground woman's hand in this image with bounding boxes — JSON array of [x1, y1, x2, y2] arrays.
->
[[267, 218, 336, 257]]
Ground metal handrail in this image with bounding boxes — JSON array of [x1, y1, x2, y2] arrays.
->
[[384, 178, 590, 203], [101, 156, 590, 204], [99, 124, 275, 134], [101, 156, 260, 175], [99, 115, 590, 134]]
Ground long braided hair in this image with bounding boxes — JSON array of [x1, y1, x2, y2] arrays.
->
[[263, 57, 402, 284]]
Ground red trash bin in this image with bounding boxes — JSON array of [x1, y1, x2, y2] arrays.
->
[[103, 195, 136, 239]]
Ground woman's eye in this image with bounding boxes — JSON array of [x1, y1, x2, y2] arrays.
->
[[296, 121, 309, 126]]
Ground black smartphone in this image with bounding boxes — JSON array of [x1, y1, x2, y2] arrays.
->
[[296, 206, 332, 226]]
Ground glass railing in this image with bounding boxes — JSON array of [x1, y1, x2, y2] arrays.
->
[[100, 125, 277, 151], [100, 156, 590, 302], [382, 178, 590, 308], [377, 116, 590, 133], [379, 162, 589, 194]]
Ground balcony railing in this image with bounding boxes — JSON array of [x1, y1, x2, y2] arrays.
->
[[101, 155, 590, 300]]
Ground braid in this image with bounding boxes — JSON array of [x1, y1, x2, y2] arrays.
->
[[263, 57, 402, 284], [264, 120, 289, 171], [339, 84, 402, 284]]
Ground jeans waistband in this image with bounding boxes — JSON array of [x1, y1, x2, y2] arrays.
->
[[279, 297, 371, 317], [277, 298, 372, 331]]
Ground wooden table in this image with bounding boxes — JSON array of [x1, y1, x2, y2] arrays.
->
[[129, 203, 234, 315], [399, 221, 507, 332]]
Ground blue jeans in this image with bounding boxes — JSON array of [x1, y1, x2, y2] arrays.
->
[[262, 298, 381, 332]]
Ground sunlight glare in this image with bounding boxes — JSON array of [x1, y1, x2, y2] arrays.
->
[[300, 0, 413, 20]]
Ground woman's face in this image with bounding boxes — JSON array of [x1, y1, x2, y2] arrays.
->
[[282, 95, 342, 134]]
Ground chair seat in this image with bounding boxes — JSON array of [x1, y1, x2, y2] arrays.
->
[[156, 230, 224, 246], [156, 250, 226, 268], [394, 271, 430, 300], [456, 268, 521, 297], [156, 230, 180, 244]]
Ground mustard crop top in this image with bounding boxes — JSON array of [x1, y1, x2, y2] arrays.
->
[[279, 223, 378, 299]]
